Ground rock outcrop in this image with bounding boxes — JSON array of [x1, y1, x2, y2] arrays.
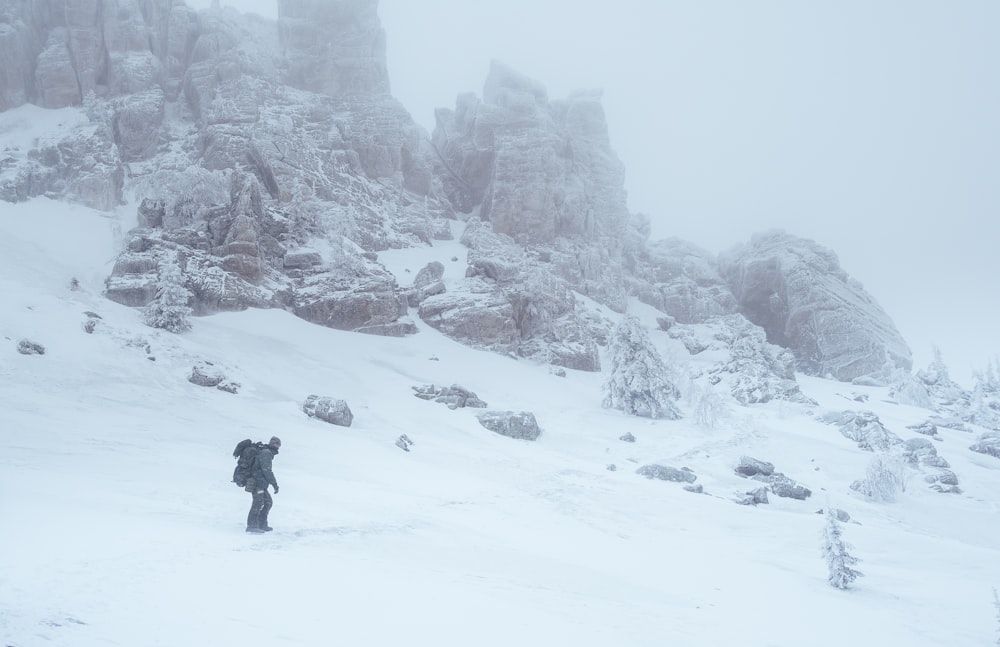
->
[[719, 231, 912, 381], [477, 410, 541, 441]]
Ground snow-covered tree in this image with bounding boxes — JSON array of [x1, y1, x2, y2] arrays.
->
[[144, 253, 193, 333], [850, 454, 908, 503], [821, 508, 863, 589], [993, 588, 1000, 645], [686, 381, 727, 429], [602, 316, 681, 419]]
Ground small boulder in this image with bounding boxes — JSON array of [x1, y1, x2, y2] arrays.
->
[[970, 431, 1000, 459], [395, 434, 414, 452], [735, 456, 774, 477], [636, 464, 697, 483], [757, 473, 812, 500], [477, 410, 541, 440], [17, 339, 45, 355], [303, 395, 354, 427], [736, 487, 769, 506], [189, 364, 225, 387], [619, 432, 636, 443]]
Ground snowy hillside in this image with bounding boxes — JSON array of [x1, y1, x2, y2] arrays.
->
[[3, 199, 1000, 647]]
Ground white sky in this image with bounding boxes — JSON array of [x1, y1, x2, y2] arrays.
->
[[190, 0, 1000, 380]]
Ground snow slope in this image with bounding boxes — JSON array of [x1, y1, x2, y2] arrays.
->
[[2, 198, 1000, 646]]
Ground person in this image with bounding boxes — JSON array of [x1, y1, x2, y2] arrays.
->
[[246, 436, 281, 533]]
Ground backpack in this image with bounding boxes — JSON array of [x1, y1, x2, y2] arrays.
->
[[232, 439, 265, 489]]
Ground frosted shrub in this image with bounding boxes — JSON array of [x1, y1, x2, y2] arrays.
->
[[821, 509, 863, 590], [688, 382, 728, 429], [602, 316, 681, 419], [851, 454, 908, 503], [144, 254, 193, 333], [994, 588, 1000, 645]]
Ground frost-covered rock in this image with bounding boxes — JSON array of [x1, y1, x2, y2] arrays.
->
[[735, 457, 775, 478], [303, 395, 354, 427], [477, 410, 541, 441], [820, 410, 903, 451], [719, 231, 912, 381], [16, 339, 45, 355], [619, 432, 636, 443], [189, 363, 225, 387], [708, 315, 814, 406], [432, 62, 629, 313], [736, 487, 769, 506], [755, 473, 812, 500], [412, 384, 487, 409], [636, 465, 697, 483], [900, 438, 950, 470], [970, 431, 1000, 459], [630, 237, 738, 324]]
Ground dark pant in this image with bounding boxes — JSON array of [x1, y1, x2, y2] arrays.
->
[[247, 489, 273, 530]]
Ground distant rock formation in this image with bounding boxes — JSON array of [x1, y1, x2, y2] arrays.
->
[[719, 231, 912, 381]]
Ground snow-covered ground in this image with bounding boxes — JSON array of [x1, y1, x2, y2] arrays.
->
[[3, 197, 1000, 647]]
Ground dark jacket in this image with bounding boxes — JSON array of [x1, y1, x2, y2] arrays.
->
[[251, 445, 279, 492]]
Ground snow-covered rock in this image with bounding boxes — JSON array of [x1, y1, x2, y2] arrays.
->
[[820, 411, 903, 451], [719, 231, 912, 381], [303, 395, 354, 427], [477, 410, 541, 441], [412, 384, 487, 409], [636, 465, 697, 483], [970, 431, 1000, 459]]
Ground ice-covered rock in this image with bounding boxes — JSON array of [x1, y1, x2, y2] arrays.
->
[[477, 410, 541, 441], [303, 395, 354, 427], [719, 231, 912, 381], [412, 384, 487, 409], [735, 457, 775, 477], [630, 237, 738, 324], [636, 465, 697, 483], [970, 431, 1000, 459], [820, 410, 903, 451]]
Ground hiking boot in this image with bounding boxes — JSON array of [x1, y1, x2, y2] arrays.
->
[[263, 526, 273, 532], [246, 526, 265, 534]]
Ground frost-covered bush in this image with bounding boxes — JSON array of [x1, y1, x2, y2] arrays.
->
[[143, 254, 193, 333], [850, 454, 908, 502], [602, 316, 681, 419], [687, 381, 728, 429], [821, 508, 863, 589]]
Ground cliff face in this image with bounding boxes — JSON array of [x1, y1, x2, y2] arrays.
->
[[0, 2, 916, 380]]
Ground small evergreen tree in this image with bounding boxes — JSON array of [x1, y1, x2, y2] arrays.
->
[[144, 253, 193, 333], [993, 588, 1000, 645], [821, 508, 863, 589], [602, 316, 681, 419]]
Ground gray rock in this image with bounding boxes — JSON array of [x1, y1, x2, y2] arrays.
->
[[477, 410, 541, 441], [619, 432, 636, 443], [189, 364, 224, 387], [413, 261, 445, 289], [970, 431, 1000, 459], [633, 237, 738, 324], [684, 483, 705, 494], [413, 384, 487, 409], [901, 438, 950, 469], [757, 473, 812, 500], [636, 464, 697, 483], [907, 421, 940, 438], [216, 381, 240, 394], [395, 434, 414, 452], [816, 508, 851, 523], [719, 231, 912, 381], [17, 339, 45, 355], [735, 456, 775, 477], [736, 487, 769, 506], [820, 410, 903, 451], [278, 0, 390, 97], [303, 395, 354, 427]]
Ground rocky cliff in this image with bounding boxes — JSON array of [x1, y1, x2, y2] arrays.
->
[[0, 1, 915, 381]]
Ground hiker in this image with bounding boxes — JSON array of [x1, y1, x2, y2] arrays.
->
[[247, 436, 281, 533]]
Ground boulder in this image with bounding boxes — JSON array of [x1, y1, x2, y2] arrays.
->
[[636, 465, 697, 483], [412, 384, 487, 409], [735, 457, 775, 478], [820, 411, 903, 451], [719, 231, 912, 381], [756, 473, 812, 500], [189, 364, 225, 387], [970, 431, 1000, 459], [477, 410, 541, 441], [17, 339, 45, 355], [736, 487, 769, 506], [303, 395, 354, 427]]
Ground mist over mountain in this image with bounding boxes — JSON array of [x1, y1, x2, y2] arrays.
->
[[2, 3, 999, 645]]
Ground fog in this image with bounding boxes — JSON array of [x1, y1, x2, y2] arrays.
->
[[190, 0, 1000, 383]]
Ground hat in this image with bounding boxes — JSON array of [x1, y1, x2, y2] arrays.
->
[[269, 436, 282, 448]]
